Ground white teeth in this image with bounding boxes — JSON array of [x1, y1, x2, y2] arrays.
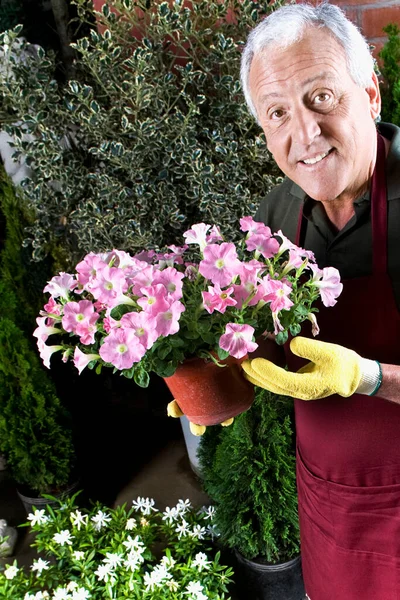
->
[[302, 151, 330, 165]]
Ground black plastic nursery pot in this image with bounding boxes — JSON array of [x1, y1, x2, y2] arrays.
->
[[234, 551, 306, 600]]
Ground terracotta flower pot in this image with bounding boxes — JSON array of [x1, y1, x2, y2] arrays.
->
[[164, 356, 254, 426]]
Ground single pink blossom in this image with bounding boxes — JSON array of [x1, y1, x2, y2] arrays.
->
[[202, 284, 236, 314], [167, 244, 188, 256], [43, 297, 62, 316], [62, 300, 99, 334], [240, 217, 272, 237], [36, 339, 64, 369], [73, 347, 100, 375], [219, 323, 258, 359], [120, 311, 158, 349], [76, 253, 109, 287], [206, 225, 223, 243], [199, 243, 242, 287], [106, 249, 137, 269], [137, 284, 170, 315], [307, 313, 320, 337], [309, 265, 343, 307], [155, 301, 185, 337], [153, 268, 184, 301], [133, 249, 157, 263], [75, 318, 99, 345], [87, 266, 128, 306], [99, 329, 146, 370], [277, 230, 315, 262], [103, 315, 121, 333], [183, 223, 211, 251], [156, 252, 184, 268], [43, 273, 77, 299], [262, 278, 294, 313], [245, 233, 280, 259], [130, 265, 156, 296], [33, 317, 60, 342]]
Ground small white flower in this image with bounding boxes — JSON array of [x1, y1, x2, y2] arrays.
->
[[72, 588, 90, 600], [27, 509, 49, 527], [94, 563, 114, 583], [4, 565, 18, 579], [72, 550, 85, 561], [104, 552, 123, 568], [125, 517, 136, 530], [162, 506, 178, 523], [53, 530, 74, 546], [91, 510, 111, 531], [52, 589, 71, 600], [132, 496, 157, 515], [31, 558, 50, 575], [206, 524, 220, 539], [66, 581, 78, 591], [166, 579, 179, 592], [190, 524, 207, 539], [191, 552, 211, 572], [70, 510, 88, 531], [176, 499, 192, 515], [123, 553, 143, 572], [199, 505, 215, 520], [186, 580, 205, 596], [122, 534, 145, 553], [175, 518, 190, 538], [161, 555, 176, 568]]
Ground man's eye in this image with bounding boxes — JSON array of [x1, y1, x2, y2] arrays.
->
[[270, 109, 285, 120], [313, 93, 331, 104]]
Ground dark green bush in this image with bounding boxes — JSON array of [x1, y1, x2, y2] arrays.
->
[[198, 388, 299, 563], [380, 23, 400, 126], [0, 0, 283, 267]]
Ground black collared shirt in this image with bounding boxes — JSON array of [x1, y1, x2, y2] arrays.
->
[[255, 122, 400, 309]]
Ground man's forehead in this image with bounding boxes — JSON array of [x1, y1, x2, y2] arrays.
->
[[258, 71, 339, 100]]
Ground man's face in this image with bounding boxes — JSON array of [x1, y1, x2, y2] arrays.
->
[[248, 28, 381, 203]]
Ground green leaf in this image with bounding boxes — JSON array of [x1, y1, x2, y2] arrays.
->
[[275, 330, 289, 346], [216, 347, 229, 360], [134, 368, 150, 388]]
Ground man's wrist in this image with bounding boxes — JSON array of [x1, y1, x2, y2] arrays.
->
[[356, 358, 382, 396]]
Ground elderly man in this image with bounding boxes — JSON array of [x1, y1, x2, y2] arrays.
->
[[240, 3, 400, 600]]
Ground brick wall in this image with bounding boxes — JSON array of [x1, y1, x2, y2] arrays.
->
[[295, 0, 400, 62]]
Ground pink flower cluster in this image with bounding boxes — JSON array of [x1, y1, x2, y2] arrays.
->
[[34, 218, 343, 376]]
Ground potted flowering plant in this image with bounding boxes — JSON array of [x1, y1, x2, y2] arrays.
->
[[35, 216, 342, 431], [0, 494, 233, 599]]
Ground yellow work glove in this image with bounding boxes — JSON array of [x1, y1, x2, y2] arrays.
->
[[242, 337, 382, 401], [167, 400, 234, 435]]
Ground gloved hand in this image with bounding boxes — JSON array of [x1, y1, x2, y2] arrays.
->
[[242, 336, 382, 400], [167, 400, 234, 435]]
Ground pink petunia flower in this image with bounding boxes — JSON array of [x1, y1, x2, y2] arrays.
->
[[43, 273, 77, 299], [155, 301, 185, 337], [36, 339, 64, 369], [262, 278, 294, 313], [277, 230, 315, 262], [76, 253, 109, 287], [62, 300, 99, 336], [202, 284, 237, 314], [240, 217, 272, 237], [137, 284, 170, 316], [183, 223, 211, 251], [130, 265, 156, 296], [99, 329, 146, 370], [309, 265, 343, 307], [120, 311, 158, 349], [43, 297, 62, 316], [199, 243, 242, 287], [153, 267, 184, 301], [87, 266, 128, 306], [245, 233, 280, 260], [206, 225, 223, 243], [307, 313, 320, 337], [73, 347, 100, 375], [219, 323, 258, 359], [33, 317, 61, 342]]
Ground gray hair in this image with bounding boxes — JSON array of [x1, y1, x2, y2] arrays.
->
[[240, 2, 375, 121]]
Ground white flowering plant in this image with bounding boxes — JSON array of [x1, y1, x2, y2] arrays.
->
[[0, 495, 232, 600], [34, 217, 342, 388]]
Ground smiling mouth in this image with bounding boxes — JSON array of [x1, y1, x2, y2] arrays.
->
[[301, 149, 334, 165]]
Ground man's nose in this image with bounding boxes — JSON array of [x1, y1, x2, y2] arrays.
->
[[292, 106, 321, 146]]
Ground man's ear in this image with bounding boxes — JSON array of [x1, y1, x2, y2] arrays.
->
[[366, 71, 381, 120]]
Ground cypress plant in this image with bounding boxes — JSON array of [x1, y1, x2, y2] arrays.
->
[[198, 388, 299, 564], [0, 170, 75, 495]]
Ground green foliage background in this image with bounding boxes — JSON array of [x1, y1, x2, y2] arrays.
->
[[380, 24, 400, 126]]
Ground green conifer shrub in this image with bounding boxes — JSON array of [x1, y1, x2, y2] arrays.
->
[[198, 388, 299, 564], [380, 24, 400, 126], [0, 0, 283, 267], [0, 171, 75, 496]]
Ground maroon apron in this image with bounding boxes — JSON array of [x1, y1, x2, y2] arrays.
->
[[286, 134, 400, 599]]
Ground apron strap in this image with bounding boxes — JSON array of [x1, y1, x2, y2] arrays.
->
[[295, 131, 388, 275]]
